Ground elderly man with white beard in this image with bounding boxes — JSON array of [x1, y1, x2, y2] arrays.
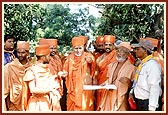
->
[[97, 42, 136, 111]]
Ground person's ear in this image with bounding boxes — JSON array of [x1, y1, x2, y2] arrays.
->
[[27, 51, 30, 56]]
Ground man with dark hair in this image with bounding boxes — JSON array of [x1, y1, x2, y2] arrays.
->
[[93, 36, 105, 60], [4, 34, 17, 65], [129, 39, 162, 111], [95, 35, 117, 109], [4, 41, 31, 111]]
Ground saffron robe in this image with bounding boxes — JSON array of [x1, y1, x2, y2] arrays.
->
[[63, 52, 96, 111], [22, 63, 61, 111], [96, 50, 117, 108], [4, 58, 31, 111], [98, 60, 135, 111]]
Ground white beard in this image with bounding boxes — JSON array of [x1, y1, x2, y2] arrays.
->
[[116, 56, 126, 62]]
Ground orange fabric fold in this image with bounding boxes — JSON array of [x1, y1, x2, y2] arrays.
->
[[98, 60, 136, 111], [153, 51, 164, 75], [48, 55, 63, 75], [96, 50, 117, 109], [4, 59, 31, 111], [93, 52, 102, 61], [22, 63, 62, 111], [97, 50, 117, 84], [63, 52, 95, 111]]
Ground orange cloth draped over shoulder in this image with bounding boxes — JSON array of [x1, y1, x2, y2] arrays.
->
[[98, 60, 136, 111], [96, 35, 116, 109], [97, 35, 117, 85], [63, 52, 95, 111], [94, 52, 102, 62], [4, 41, 30, 111], [97, 50, 117, 84], [4, 59, 31, 111], [63, 36, 96, 111]]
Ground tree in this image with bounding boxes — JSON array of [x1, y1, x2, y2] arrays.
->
[[4, 4, 97, 54], [4, 4, 47, 53], [94, 4, 164, 44], [4, 4, 46, 41], [36, 4, 97, 53]]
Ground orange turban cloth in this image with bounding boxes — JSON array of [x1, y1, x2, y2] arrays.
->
[[17, 41, 30, 51], [72, 36, 85, 47], [103, 35, 116, 43], [35, 45, 50, 56], [46, 39, 58, 46], [96, 36, 104, 44], [118, 42, 132, 51], [39, 38, 58, 47], [39, 38, 46, 45], [77, 36, 88, 44]]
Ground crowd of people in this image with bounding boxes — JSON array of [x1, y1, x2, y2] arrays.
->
[[3, 34, 164, 112]]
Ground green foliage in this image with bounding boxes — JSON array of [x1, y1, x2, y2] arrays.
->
[[4, 3, 164, 54], [95, 4, 164, 42], [4, 4, 45, 41], [4, 4, 46, 53], [4, 4, 97, 54], [38, 4, 97, 47]]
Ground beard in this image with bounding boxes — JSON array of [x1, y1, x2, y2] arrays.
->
[[116, 56, 127, 62], [50, 51, 56, 56], [18, 56, 26, 61], [105, 48, 111, 53], [98, 49, 105, 53]]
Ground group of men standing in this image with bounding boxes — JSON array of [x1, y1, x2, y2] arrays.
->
[[3, 34, 164, 112]]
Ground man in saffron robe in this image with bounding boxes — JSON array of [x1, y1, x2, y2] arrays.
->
[[22, 45, 62, 111], [95, 35, 117, 109], [97, 42, 136, 111], [93, 36, 105, 60], [39, 38, 63, 111], [4, 41, 31, 111], [39, 38, 62, 74], [63, 36, 96, 111]]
